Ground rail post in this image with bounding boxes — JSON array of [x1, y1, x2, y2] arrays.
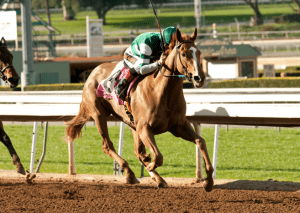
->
[[192, 122, 203, 179], [68, 139, 76, 175]]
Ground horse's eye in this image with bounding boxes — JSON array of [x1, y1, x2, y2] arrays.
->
[[182, 52, 186, 57]]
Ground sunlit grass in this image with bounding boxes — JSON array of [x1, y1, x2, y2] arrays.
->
[[32, 3, 299, 35], [0, 124, 300, 182]]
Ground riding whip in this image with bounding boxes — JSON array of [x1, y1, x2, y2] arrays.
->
[[148, 0, 166, 52]]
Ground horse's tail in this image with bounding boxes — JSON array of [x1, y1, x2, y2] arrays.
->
[[64, 102, 90, 143]]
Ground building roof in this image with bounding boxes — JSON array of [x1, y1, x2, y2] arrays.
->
[[196, 39, 261, 58]]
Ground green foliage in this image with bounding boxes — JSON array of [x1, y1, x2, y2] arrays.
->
[[77, 0, 168, 24], [0, 83, 195, 91], [1, 78, 299, 91], [23, 83, 85, 91], [273, 13, 300, 23], [208, 77, 300, 88], [33, 2, 298, 34], [1, 125, 300, 182], [0, 86, 20, 91]]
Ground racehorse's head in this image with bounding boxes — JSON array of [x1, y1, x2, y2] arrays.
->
[[0, 37, 19, 88], [172, 28, 205, 88]]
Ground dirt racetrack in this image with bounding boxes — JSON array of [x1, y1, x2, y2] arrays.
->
[[1, 170, 300, 212]]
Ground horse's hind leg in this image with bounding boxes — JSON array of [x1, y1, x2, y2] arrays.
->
[[91, 107, 139, 184], [131, 128, 168, 188], [170, 119, 214, 192], [0, 121, 25, 175]]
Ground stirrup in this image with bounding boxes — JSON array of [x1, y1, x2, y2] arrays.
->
[[115, 79, 129, 98], [118, 89, 127, 101]]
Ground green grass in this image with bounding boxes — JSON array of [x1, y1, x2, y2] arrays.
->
[[1, 124, 300, 182], [32, 3, 300, 35]]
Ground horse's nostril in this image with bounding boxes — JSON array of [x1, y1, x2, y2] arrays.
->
[[194, 76, 200, 82], [8, 76, 20, 84]]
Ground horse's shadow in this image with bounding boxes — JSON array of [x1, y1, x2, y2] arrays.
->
[[214, 179, 300, 192], [187, 106, 230, 123], [195, 106, 230, 117]]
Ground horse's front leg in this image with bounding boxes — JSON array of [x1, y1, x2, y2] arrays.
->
[[0, 121, 26, 175], [170, 119, 214, 192], [131, 128, 168, 188]]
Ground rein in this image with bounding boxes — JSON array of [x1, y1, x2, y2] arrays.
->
[[159, 40, 194, 81]]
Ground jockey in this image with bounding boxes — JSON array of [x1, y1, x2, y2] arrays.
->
[[115, 26, 177, 100]]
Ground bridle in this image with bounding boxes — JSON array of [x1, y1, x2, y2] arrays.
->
[[0, 65, 14, 82], [159, 40, 196, 82], [0, 44, 14, 83]]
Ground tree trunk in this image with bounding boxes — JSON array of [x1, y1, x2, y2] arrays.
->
[[95, 9, 107, 25], [245, 0, 263, 26], [45, 0, 51, 25], [62, 0, 68, 20], [62, 0, 75, 20], [253, 6, 263, 25], [292, 0, 300, 13]]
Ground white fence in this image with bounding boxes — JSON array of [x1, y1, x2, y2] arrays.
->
[[25, 30, 300, 47], [1, 88, 300, 178]]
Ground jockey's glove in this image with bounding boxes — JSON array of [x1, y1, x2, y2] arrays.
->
[[158, 52, 167, 66]]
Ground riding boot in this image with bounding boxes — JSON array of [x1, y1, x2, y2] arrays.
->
[[115, 68, 139, 101]]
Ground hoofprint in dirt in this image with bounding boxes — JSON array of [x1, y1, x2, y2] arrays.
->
[[1, 170, 300, 212]]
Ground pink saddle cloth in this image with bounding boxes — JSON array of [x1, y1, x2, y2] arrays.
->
[[97, 66, 138, 105]]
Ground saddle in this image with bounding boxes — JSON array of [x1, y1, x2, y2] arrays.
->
[[97, 62, 138, 124]]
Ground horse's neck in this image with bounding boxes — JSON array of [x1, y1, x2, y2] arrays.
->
[[151, 49, 184, 98]]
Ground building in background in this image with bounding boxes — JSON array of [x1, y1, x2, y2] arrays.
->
[[197, 38, 261, 79]]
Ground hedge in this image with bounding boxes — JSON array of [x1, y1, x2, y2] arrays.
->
[[0, 83, 85, 91], [1, 78, 299, 91], [207, 77, 300, 88], [273, 14, 300, 23]]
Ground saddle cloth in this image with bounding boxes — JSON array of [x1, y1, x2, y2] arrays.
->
[[97, 61, 139, 106]]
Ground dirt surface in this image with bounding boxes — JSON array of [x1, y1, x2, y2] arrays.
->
[[1, 170, 300, 212]]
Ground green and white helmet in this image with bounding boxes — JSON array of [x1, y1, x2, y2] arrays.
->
[[162, 26, 177, 45]]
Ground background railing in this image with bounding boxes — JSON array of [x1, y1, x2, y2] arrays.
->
[[2, 88, 300, 177], [7, 29, 300, 57]]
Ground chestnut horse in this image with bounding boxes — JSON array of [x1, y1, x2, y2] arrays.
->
[[65, 29, 214, 191], [0, 37, 25, 175]]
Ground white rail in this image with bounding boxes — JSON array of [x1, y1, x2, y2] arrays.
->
[[1, 88, 300, 178]]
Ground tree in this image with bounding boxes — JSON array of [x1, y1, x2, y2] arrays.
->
[[244, 0, 263, 26], [45, 0, 51, 25], [31, 0, 79, 21], [288, 0, 300, 13], [62, 0, 79, 20], [78, 0, 167, 25]]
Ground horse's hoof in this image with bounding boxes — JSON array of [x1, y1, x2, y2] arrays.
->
[[157, 181, 168, 188], [26, 173, 36, 184], [151, 175, 168, 188], [15, 164, 26, 175], [125, 176, 140, 185], [203, 179, 214, 192]]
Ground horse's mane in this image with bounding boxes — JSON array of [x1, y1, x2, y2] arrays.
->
[[151, 31, 191, 78], [0, 45, 12, 62]]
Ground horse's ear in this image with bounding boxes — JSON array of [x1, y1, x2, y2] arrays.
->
[[190, 28, 197, 41], [0, 37, 6, 46], [175, 28, 183, 43]]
